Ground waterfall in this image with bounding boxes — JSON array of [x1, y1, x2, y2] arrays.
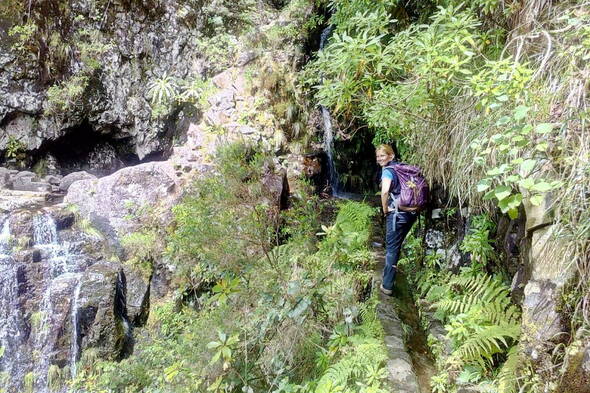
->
[[319, 25, 342, 197], [0, 218, 10, 256], [69, 280, 82, 379], [30, 214, 81, 393], [33, 214, 58, 245]]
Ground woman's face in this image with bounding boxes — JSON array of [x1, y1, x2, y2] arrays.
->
[[376, 150, 393, 167]]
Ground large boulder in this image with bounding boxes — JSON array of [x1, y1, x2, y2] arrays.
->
[[64, 161, 182, 238], [59, 171, 97, 192]]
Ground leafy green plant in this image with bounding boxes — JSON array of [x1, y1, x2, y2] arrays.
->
[[45, 75, 90, 115], [208, 278, 241, 306], [207, 331, 240, 370], [8, 23, 37, 57], [4, 136, 26, 161], [471, 106, 563, 218], [146, 72, 180, 118], [460, 214, 496, 272]]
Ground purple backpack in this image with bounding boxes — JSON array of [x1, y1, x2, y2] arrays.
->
[[385, 163, 429, 212]]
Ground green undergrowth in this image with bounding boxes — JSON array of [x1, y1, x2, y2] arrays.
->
[[398, 214, 539, 393], [72, 143, 389, 393], [304, 0, 589, 389]]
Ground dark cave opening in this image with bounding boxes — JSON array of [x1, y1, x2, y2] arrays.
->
[[31, 120, 143, 177], [332, 128, 381, 195]]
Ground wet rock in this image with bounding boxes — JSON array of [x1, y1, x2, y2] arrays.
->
[[12, 178, 52, 192], [0, 1, 206, 163], [76, 262, 125, 360], [43, 175, 62, 186], [522, 280, 564, 348], [47, 206, 76, 231], [425, 229, 444, 249], [261, 161, 289, 211], [59, 171, 98, 192], [43, 274, 81, 368], [0, 189, 48, 211]]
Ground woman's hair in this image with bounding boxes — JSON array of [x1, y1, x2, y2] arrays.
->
[[376, 144, 394, 156], [376, 143, 401, 160]]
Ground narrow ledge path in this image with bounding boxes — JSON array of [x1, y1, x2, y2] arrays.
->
[[372, 242, 435, 393]]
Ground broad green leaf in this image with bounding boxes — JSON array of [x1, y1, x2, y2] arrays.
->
[[506, 175, 519, 183], [491, 134, 503, 143], [507, 193, 523, 209], [512, 158, 524, 165], [520, 159, 537, 173], [532, 181, 552, 192], [536, 142, 549, 152], [486, 167, 502, 176], [535, 123, 554, 134], [498, 198, 510, 213], [476, 180, 491, 192], [496, 116, 511, 125], [494, 186, 512, 201], [218, 331, 226, 342], [530, 194, 544, 206], [496, 95, 509, 102], [207, 341, 222, 349], [508, 208, 519, 219], [520, 125, 533, 135], [483, 190, 495, 200], [514, 106, 530, 120], [519, 178, 535, 190], [211, 351, 221, 364]]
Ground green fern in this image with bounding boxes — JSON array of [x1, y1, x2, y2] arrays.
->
[[316, 336, 387, 391], [496, 346, 521, 393], [334, 201, 376, 237], [453, 323, 520, 368], [435, 274, 513, 315]]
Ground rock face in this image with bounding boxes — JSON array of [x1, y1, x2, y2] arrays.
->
[[519, 195, 580, 375], [0, 0, 210, 171], [0, 204, 150, 393]]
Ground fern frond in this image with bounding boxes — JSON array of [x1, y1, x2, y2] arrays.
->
[[454, 324, 520, 367], [497, 346, 521, 393]]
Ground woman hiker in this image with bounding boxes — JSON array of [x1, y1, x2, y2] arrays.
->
[[376, 144, 418, 295]]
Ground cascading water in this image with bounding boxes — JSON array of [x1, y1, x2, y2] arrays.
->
[[70, 280, 82, 379], [0, 217, 28, 390], [319, 25, 341, 197], [29, 213, 82, 393]]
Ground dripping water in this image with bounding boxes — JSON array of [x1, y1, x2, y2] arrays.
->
[[319, 25, 342, 197]]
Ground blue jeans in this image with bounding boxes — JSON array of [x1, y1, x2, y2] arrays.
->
[[382, 211, 417, 290]]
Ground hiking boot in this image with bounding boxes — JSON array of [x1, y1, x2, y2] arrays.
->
[[379, 284, 393, 296]]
